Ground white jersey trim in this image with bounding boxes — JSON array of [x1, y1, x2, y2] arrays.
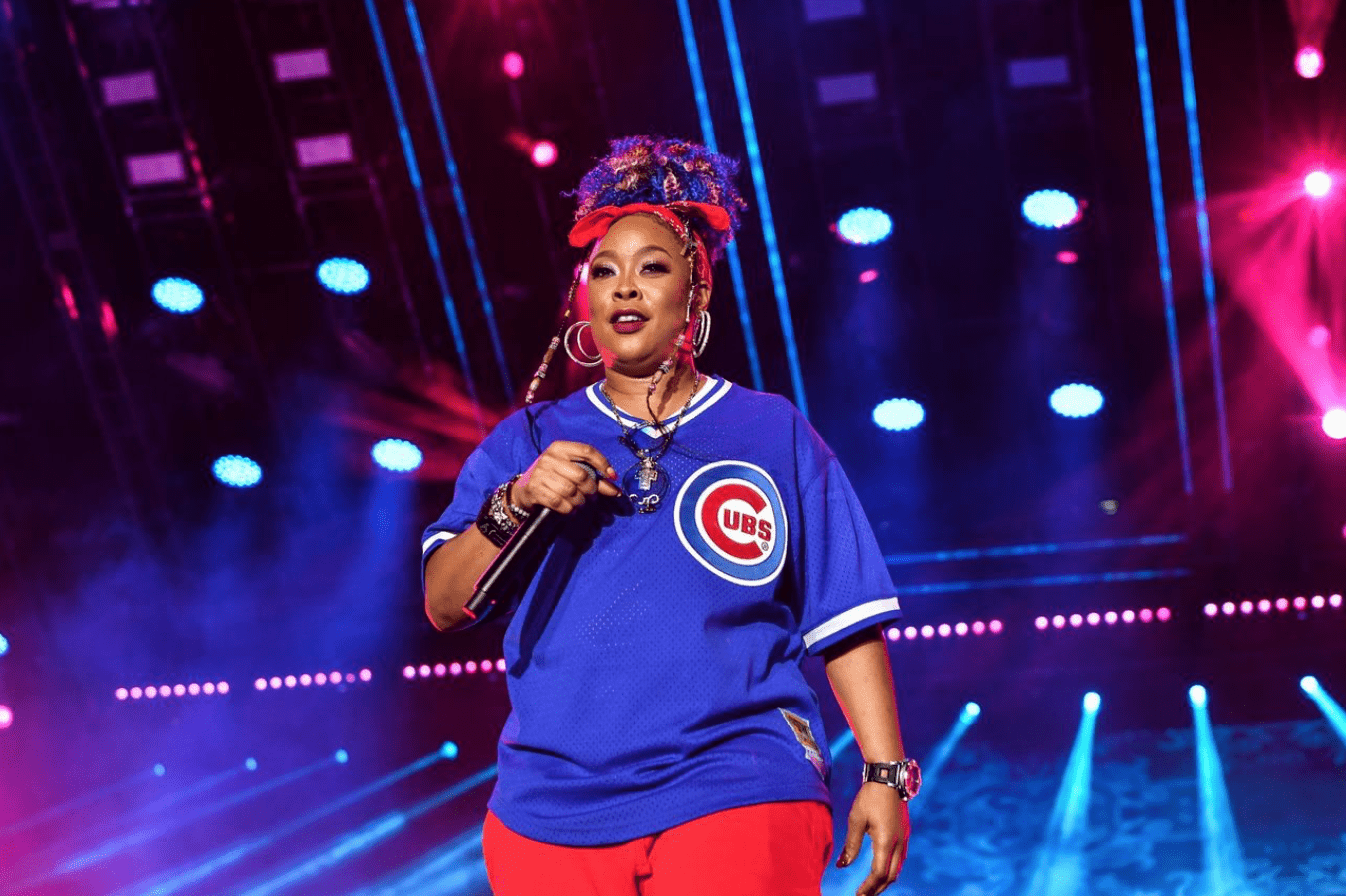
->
[[585, 377, 732, 436], [802, 597, 902, 650], [422, 530, 458, 555]]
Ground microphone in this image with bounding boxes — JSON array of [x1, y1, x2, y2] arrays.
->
[[462, 461, 599, 626]]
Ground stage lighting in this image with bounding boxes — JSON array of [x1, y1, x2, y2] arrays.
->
[[317, 257, 371, 295], [502, 51, 524, 79], [1309, 325, 1331, 347], [1301, 675, 1321, 694], [0, 632, 7, 656], [1296, 46, 1324, 78], [335, 749, 349, 763], [963, 702, 982, 719], [245, 758, 258, 771], [0, 705, 12, 729], [872, 397, 925, 432], [531, 140, 558, 168], [440, 741, 459, 759], [1083, 691, 1101, 713], [151, 277, 205, 314], [1323, 408, 1346, 439], [1305, 170, 1333, 199], [1021, 189, 1081, 229], [835, 207, 893, 245], [371, 438, 423, 473], [212, 455, 263, 488], [1050, 383, 1104, 418], [858, 268, 879, 283], [1056, 250, 1079, 264], [153, 764, 166, 776], [1189, 685, 1208, 707]]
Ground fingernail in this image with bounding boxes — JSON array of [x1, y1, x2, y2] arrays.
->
[[607, 467, 617, 479]]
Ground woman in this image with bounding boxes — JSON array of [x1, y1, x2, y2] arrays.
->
[[422, 137, 916, 896]]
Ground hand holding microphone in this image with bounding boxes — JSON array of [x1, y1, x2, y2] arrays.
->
[[462, 443, 621, 625]]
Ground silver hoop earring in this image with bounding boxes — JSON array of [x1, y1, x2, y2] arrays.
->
[[564, 321, 604, 367], [692, 309, 711, 358]]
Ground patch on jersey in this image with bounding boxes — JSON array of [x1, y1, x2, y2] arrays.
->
[[674, 461, 788, 586], [779, 708, 826, 779]]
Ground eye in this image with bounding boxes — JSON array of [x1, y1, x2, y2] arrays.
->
[[641, 260, 670, 274], [590, 265, 614, 279]]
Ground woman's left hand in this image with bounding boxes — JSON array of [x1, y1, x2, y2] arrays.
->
[[836, 782, 910, 896]]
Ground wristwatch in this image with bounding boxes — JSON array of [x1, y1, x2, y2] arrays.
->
[[862, 758, 921, 801]]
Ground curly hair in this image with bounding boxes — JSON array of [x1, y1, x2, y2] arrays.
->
[[570, 136, 747, 260]]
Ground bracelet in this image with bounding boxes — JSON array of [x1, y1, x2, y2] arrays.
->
[[475, 476, 525, 548], [505, 476, 532, 522]]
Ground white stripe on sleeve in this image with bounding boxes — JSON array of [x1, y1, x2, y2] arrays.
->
[[802, 597, 902, 650]]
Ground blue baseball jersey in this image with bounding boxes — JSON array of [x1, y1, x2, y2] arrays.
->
[[421, 377, 901, 845]]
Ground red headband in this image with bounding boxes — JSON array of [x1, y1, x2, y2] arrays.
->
[[568, 201, 732, 288]]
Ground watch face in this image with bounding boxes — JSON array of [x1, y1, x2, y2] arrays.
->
[[902, 760, 922, 797]]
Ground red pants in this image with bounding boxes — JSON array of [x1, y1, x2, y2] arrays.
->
[[482, 800, 833, 895]]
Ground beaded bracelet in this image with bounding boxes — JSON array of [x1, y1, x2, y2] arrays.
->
[[475, 474, 528, 548]]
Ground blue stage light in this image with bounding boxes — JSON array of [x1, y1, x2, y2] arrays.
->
[[836, 207, 893, 245], [153, 764, 166, 777], [1022, 189, 1081, 229], [1189, 684, 1208, 707], [1083, 691, 1102, 713], [1050, 383, 1104, 418], [872, 398, 925, 432], [0, 633, 8, 656], [371, 438, 423, 473], [335, 749, 349, 764], [212, 455, 263, 488], [151, 277, 205, 314], [317, 257, 371, 295], [245, 758, 258, 771], [440, 741, 459, 759], [963, 702, 982, 720], [1301, 675, 1321, 694]]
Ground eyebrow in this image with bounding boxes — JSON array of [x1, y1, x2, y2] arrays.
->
[[591, 244, 674, 262]]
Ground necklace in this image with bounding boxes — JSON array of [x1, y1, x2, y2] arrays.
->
[[599, 373, 703, 514]]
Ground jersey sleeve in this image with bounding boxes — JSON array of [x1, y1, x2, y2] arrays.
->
[[420, 413, 531, 589], [793, 453, 902, 656]]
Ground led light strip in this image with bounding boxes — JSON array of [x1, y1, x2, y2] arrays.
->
[[403, 659, 507, 679], [254, 669, 373, 690], [116, 681, 230, 701], [1204, 594, 1343, 617], [887, 619, 1004, 641], [1035, 607, 1171, 630]]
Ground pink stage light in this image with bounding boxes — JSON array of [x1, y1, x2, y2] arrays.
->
[[269, 676, 282, 689], [1276, 597, 1290, 611], [531, 140, 558, 168], [418, 664, 431, 678], [188, 683, 201, 696], [1296, 46, 1324, 78], [920, 625, 935, 639], [300, 674, 312, 687], [1069, 613, 1083, 627], [1122, 610, 1136, 624], [215, 682, 228, 694], [1222, 602, 1236, 615], [496, 659, 507, 671], [1331, 593, 1343, 607], [284, 675, 296, 688], [255, 678, 267, 690], [331, 670, 342, 683], [858, 269, 879, 284], [1035, 616, 1048, 630], [359, 668, 372, 682], [1204, 603, 1218, 617], [886, 627, 900, 641], [1139, 608, 1154, 622], [434, 663, 447, 677], [131, 687, 143, 699], [466, 661, 479, 672], [402, 666, 414, 680], [344, 672, 355, 683], [1322, 408, 1346, 439], [1086, 612, 1101, 626], [145, 686, 157, 700], [1257, 599, 1272, 613], [904, 627, 918, 640], [1104, 611, 1118, 625], [315, 672, 328, 685], [0, 706, 12, 730], [1055, 250, 1079, 265], [955, 622, 969, 636], [1052, 615, 1066, 629], [1309, 325, 1331, 348], [937, 623, 952, 638], [1294, 596, 1308, 610], [989, 620, 1003, 633], [1312, 594, 1326, 608], [116, 688, 129, 700], [1240, 601, 1254, 614], [1305, 170, 1333, 198], [502, 51, 525, 80], [972, 621, 987, 635], [450, 662, 463, 675]]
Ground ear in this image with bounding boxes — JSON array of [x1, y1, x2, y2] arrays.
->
[[692, 282, 711, 315]]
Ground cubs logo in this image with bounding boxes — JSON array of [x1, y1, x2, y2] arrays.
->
[[674, 461, 788, 586]]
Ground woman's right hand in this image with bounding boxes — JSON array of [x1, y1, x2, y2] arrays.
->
[[511, 441, 622, 515]]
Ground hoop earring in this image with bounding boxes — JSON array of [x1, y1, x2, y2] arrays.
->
[[693, 309, 711, 358], [564, 321, 603, 367]]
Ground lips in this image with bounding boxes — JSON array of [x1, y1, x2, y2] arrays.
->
[[610, 309, 648, 335]]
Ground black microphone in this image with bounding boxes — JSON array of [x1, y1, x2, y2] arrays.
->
[[462, 461, 599, 626]]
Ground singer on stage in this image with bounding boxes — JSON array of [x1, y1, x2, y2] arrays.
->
[[421, 136, 916, 896]]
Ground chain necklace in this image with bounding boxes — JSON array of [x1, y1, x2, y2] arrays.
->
[[599, 373, 703, 514]]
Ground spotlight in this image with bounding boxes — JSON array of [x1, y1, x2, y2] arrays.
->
[[1082, 691, 1101, 713], [334, 749, 349, 763], [151, 277, 205, 314], [1301, 675, 1321, 693], [1049, 383, 1104, 418], [858, 268, 879, 284], [245, 758, 258, 771], [1309, 325, 1331, 348], [372, 438, 423, 473], [0, 632, 8, 656], [1305, 170, 1333, 199], [440, 741, 459, 759], [963, 702, 982, 719], [530, 140, 558, 168], [1021, 189, 1081, 229], [1055, 250, 1079, 264], [872, 398, 925, 432], [835, 207, 893, 245], [1296, 46, 1324, 79], [153, 763, 167, 777], [0, 705, 11, 729], [501, 51, 525, 79], [316, 257, 371, 295], [1189, 684, 1208, 708], [212, 455, 263, 488], [1323, 408, 1346, 440]]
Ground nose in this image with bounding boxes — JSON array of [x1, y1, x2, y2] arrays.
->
[[612, 281, 639, 300]]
